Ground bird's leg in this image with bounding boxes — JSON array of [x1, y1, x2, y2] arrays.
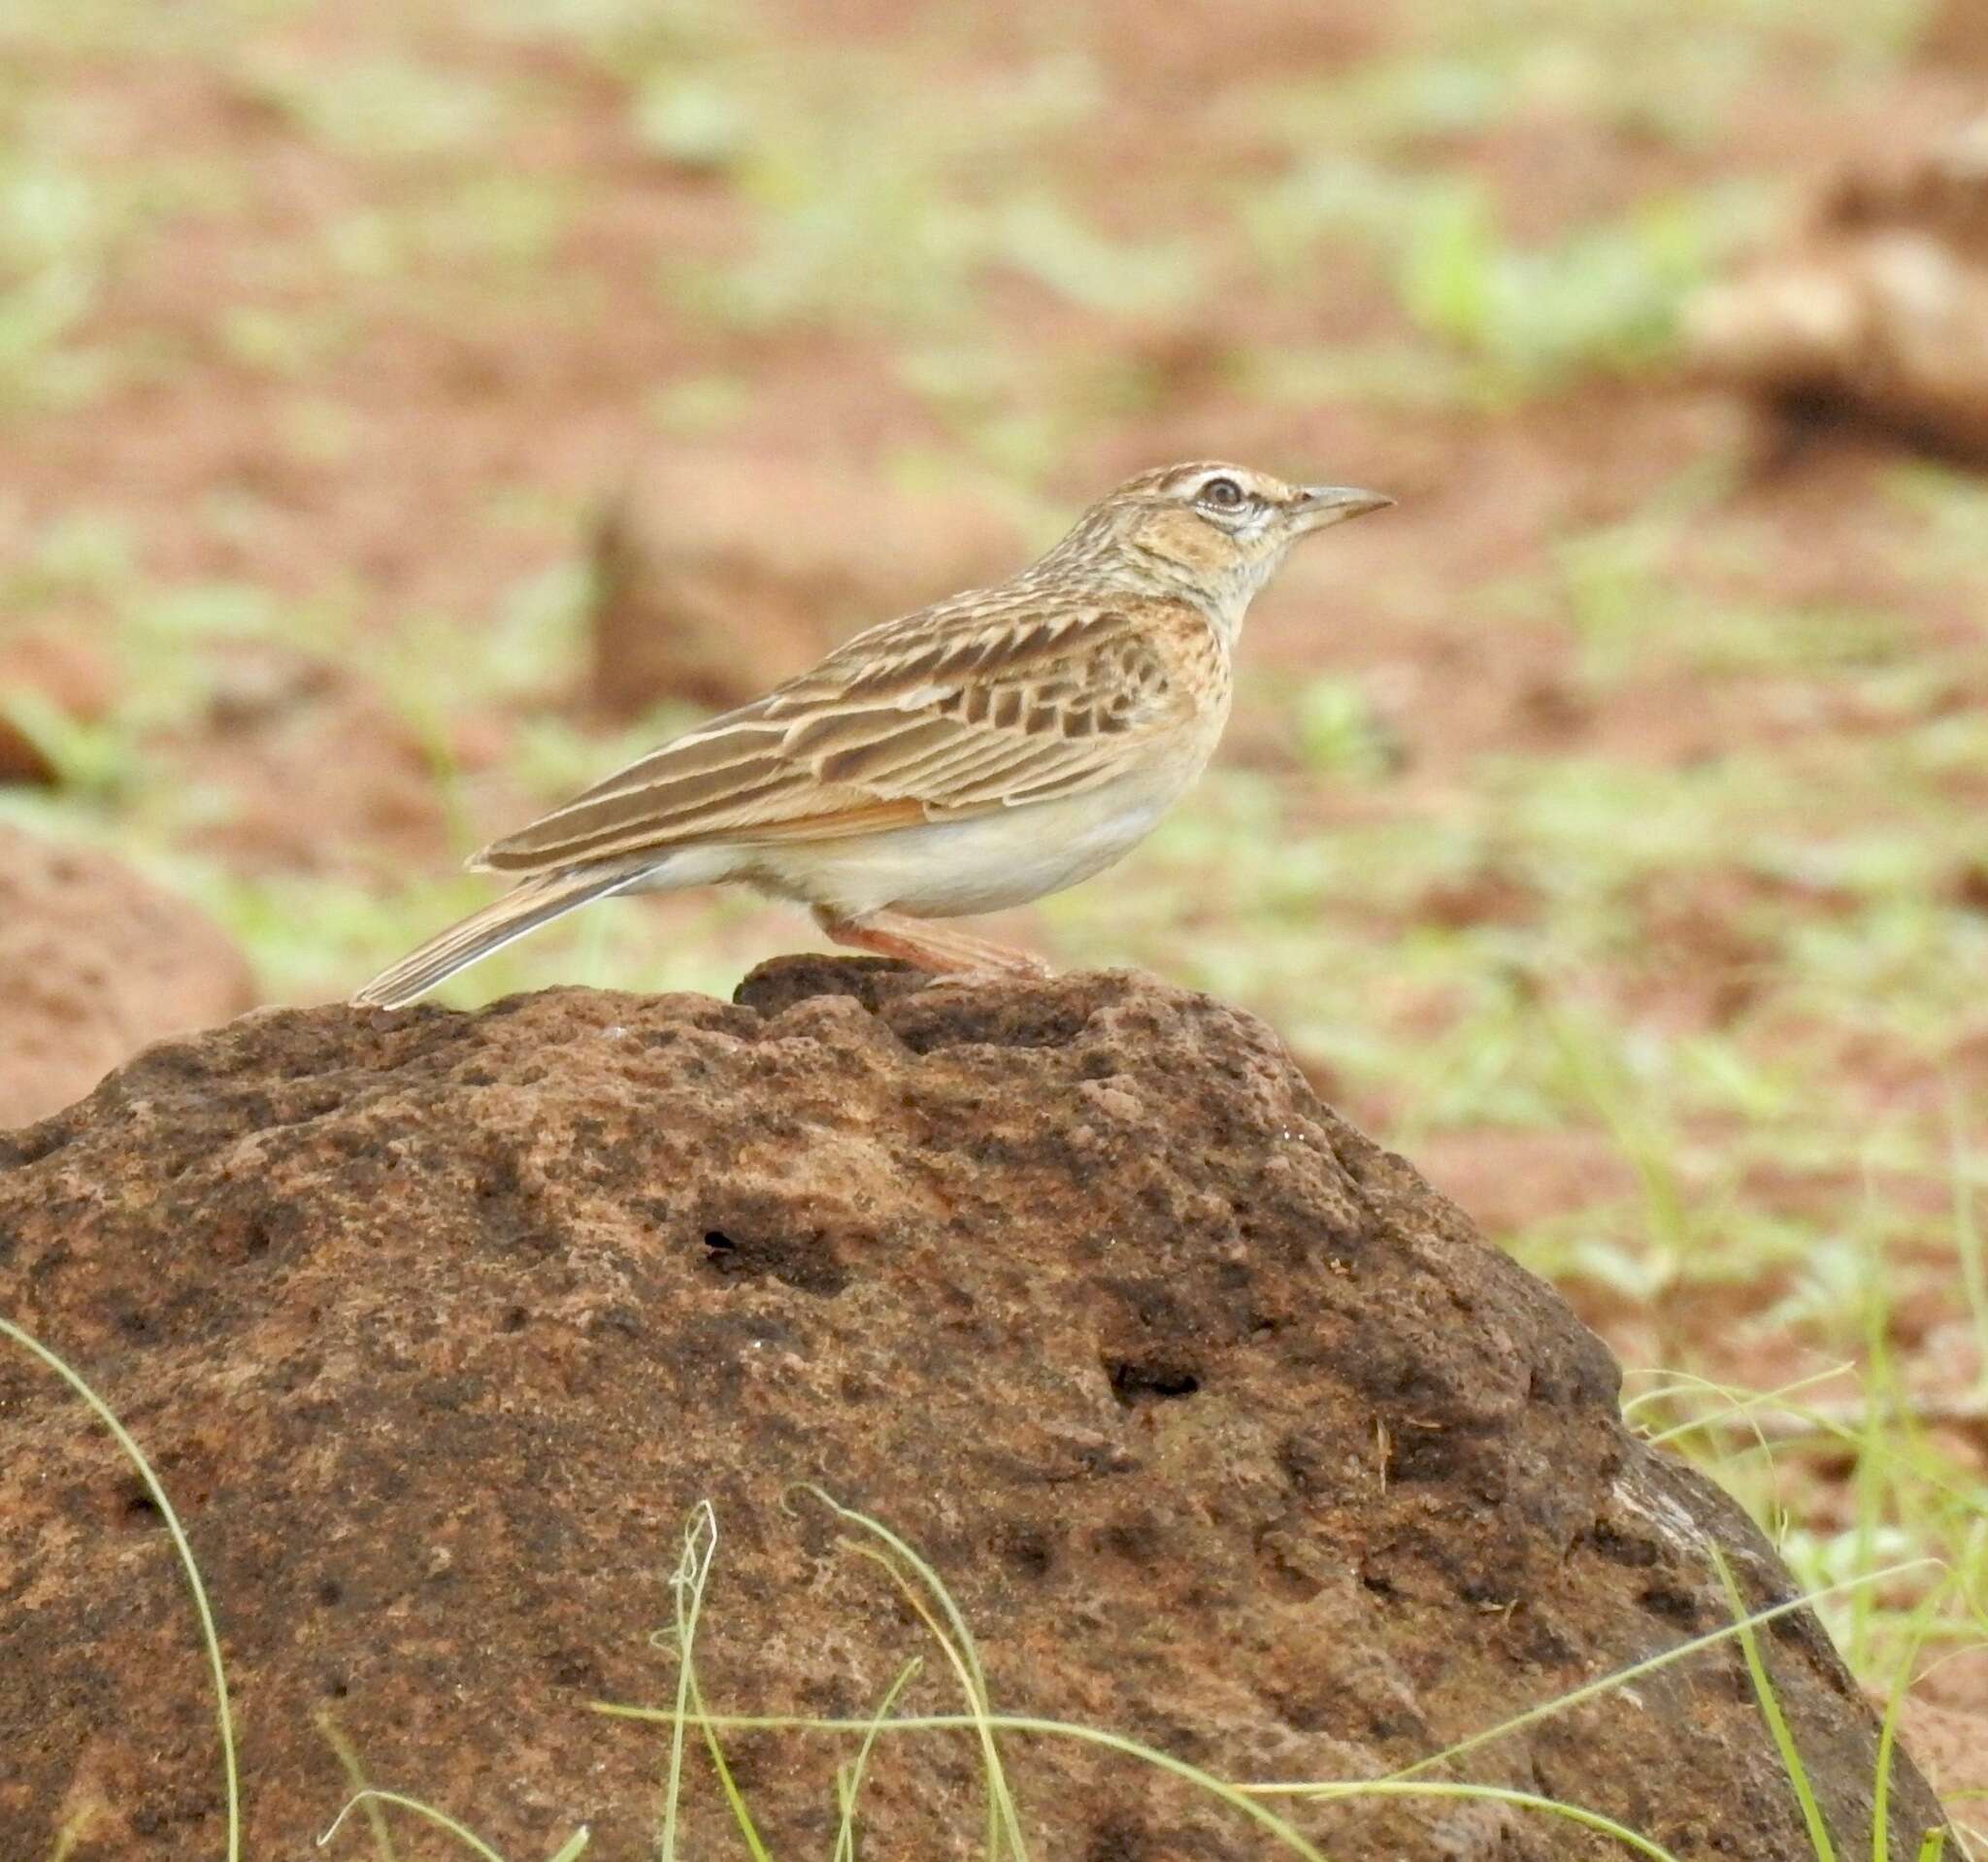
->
[[813, 907, 1051, 978]]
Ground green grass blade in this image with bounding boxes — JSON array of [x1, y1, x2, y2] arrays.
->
[[594, 1704, 1332, 1862], [1633, 1364, 1851, 1447], [1869, 1580, 1952, 1862], [314, 1711, 400, 1862], [316, 1790, 516, 1861], [0, 1314, 240, 1862], [834, 1659, 922, 1862], [800, 1488, 1029, 1862], [844, 1543, 1021, 1862], [1712, 1548, 1837, 1861], [46, 1808, 102, 1862], [1952, 1111, 1988, 1412], [1385, 1561, 1933, 1784], [1244, 1778, 1682, 1859], [658, 1502, 719, 1862], [687, 1657, 774, 1862]]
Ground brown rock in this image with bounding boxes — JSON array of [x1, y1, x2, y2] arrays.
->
[[588, 451, 1028, 716], [0, 962, 1950, 1857], [1686, 114, 1988, 459], [0, 824, 257, 1130]]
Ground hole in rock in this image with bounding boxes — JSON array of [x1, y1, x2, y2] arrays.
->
[[995, 1523, 1054, 1579], [120, 1483, 162, 1526], [697, 1225, 848, 1296], [1638, 1583, 1702, 1628], [891, 998, 1091, 1054], [1085, 1817, 1149, 1862], [1587, 1520, 1660, 1568], [1107, 1359, 1201, 1406]]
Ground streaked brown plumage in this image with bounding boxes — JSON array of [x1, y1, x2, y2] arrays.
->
[[353, 461, 1389, 1007]]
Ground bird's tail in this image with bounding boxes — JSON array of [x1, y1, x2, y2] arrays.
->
[[351, 864, 650, 1009]]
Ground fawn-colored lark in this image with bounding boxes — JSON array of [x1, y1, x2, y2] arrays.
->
[[353, 461, 1389, 1007]]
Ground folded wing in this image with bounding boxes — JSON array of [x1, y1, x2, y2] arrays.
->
[[474, 596, 1190, 875]]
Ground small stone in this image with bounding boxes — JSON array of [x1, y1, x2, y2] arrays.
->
[[0, 824, 257, 1129], [1686, 113, 1988, 460], [586, 450, 1027, 717]]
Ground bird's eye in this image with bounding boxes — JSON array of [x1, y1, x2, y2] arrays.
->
[[1199, 476, 1245, 511]]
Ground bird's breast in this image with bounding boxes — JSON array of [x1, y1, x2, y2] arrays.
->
[[746, 752, 1209, 921]]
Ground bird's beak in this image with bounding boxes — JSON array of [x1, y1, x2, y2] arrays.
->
[[1294, 485, 1394, 531]]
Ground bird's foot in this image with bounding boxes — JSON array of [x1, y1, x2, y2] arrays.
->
[[813, 908, 1051, 979]]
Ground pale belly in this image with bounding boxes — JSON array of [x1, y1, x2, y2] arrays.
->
[[736, 771, 1190, 920]]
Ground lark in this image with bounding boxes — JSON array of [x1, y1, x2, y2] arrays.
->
[[353, 462, 1390, 1007]]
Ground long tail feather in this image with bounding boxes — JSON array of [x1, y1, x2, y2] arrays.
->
[[351, 865, 649, 1009]]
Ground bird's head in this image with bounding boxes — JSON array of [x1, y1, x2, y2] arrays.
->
[[1050, 461, 1392, 630]]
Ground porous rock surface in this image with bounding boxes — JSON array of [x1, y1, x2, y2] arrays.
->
[[0, 824, 257, 1130], [0, 960, 1949, 1858]]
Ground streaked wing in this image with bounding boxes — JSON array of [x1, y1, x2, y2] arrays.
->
[[476, 594, 1192, 874]]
